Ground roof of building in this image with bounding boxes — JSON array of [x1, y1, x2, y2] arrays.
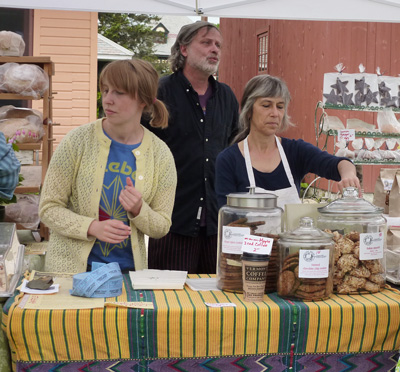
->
[[152, 15, 194, 58], [97, 33, 134, 61], [97, 16, 198, 61]]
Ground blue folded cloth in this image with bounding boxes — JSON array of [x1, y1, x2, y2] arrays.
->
[[70, 262, 123, 298]]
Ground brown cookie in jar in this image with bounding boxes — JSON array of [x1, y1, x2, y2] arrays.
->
[[317, 188, 386, 294], [277, 217, 334, 301], [329, 230, 385, 294], [217, 192, 283, 294]]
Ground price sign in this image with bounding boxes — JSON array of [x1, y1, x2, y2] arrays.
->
[[338, 129, 355, 142], [241, 234, 273, 255]]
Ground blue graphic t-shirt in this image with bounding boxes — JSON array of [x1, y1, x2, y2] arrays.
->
[[87, 134, 140, 272]]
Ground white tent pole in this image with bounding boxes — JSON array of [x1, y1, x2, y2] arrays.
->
[[196, 0, 203, 15]]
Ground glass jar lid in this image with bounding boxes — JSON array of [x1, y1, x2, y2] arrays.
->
[[227, 192, 278, 209], [318, 187, 384, 215], [279, 216, 332, 243]]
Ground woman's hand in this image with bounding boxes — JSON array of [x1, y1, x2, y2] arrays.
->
[[337, 160, 362, 194], [119, 177, 143, 216], [88, 219, 131, 243]]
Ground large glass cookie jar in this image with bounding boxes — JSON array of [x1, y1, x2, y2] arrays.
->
[[277, 217, 334, 301], [216, 192, 282, 293], [317, 187, 386, 294]]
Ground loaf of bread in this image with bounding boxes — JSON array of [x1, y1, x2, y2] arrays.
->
[[0, 31, 25, 56], [0, 116, 44, 143], [0, 63, 49, 98]]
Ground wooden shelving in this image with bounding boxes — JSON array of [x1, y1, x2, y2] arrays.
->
[[0, 56, 54, 240]]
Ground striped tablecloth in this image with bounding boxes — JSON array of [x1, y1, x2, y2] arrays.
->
[[2, 274, 400, 370]]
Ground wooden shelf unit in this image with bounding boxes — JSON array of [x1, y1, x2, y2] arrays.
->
[[0, 56, 55, 240]]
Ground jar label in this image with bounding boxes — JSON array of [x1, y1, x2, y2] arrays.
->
[[298, 249, 330, 278], [242, 234, 273, 255], [359, 232, 384, 260], [222, 226, 250, 254]]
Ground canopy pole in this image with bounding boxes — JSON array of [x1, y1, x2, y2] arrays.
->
[[195, 0, 204, 15]]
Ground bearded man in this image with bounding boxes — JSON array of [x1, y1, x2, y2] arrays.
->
[[145, 21, 239, 274]]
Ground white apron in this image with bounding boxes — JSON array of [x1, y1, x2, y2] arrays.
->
[[244, 136, 301, 209]]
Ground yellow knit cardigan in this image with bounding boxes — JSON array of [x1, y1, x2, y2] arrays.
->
[[39, 119, 177, 273]]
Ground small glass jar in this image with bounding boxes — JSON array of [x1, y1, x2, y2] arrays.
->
[[277, 217, 334, 301], [317, 187, 386, 294], [216, 192, 282, 293]]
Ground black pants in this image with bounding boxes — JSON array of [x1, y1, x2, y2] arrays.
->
[[148, 228, 217, 274]]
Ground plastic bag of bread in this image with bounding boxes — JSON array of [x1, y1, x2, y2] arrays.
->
[[0, 105, 43, 121], [346, 118, 376, 133], [335, 147, 355, 158], [0, 30, 25, 56], [5, 194, 40, 229], [0, 62, 49, 98], [335, 139, 355, 158], [322, 114, 345, 131], [377, 109, 400, 134], [0, 117, 44, 143], [351, 138, 363, 157], [0, 105, 44, 143], [356, 149, 378, 161]]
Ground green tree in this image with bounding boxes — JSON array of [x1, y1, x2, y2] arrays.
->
[[98, 13, 163, 61], [97, 13, 170, 117]]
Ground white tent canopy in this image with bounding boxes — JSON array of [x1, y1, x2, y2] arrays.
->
[[3, 0, 400, 22]]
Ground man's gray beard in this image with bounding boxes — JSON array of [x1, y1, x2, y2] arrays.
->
[[204, 64, 218, 75], [192, 59, 219, 76]]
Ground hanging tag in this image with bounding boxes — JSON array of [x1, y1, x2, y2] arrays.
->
[[338, 129, 355, 142]]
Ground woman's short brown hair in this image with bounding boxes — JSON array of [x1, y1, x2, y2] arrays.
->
[[99, 59, 168, 128]]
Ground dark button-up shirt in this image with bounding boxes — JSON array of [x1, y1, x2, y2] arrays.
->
[[144, 70, 239, 236]]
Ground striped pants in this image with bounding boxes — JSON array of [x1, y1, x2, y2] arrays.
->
[[148, 228, 218, 274]]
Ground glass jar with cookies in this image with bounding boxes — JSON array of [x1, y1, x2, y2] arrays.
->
[[317, 187, 386, 294], [277, 217, 335, 301], [216, 191, 282, 293]]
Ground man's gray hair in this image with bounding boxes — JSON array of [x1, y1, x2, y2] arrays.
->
[[169, 21, 220, 72]]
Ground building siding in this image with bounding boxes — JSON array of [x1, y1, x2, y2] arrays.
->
[[219, 18, 400, 193], [32, 9, 98, 146]]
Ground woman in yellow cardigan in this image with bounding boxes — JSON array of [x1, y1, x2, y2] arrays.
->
[[39, 59, 177, 273]]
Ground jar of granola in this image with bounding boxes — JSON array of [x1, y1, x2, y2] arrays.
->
[[317, 187, 386, 294], [216, 191, 282, 293], [277, 217, 334, 301]]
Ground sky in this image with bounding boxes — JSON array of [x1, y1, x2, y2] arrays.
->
[[189, 16, 220, 24]]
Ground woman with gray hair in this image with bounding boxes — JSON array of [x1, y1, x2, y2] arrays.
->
[[215, 74, 360, 209]]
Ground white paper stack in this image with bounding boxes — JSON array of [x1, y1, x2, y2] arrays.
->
[[129, 269, 188, 290], [185, 278, 220, 291]]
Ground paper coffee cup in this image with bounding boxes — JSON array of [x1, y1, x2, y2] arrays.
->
[[241, 252, 269, 302]]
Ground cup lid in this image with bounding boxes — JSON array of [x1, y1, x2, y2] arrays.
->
[[241, 251, 270, 261], [317, 187, 383, 215], [279, 216, 332, 243]]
